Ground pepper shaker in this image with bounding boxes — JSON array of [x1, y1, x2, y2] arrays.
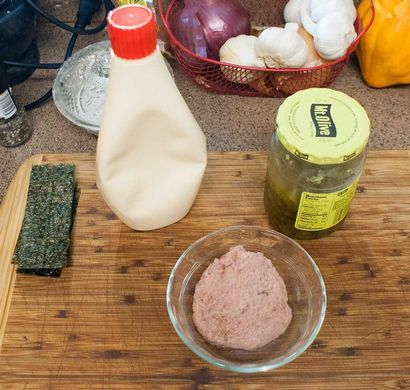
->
[[0, 60, 32, 148]]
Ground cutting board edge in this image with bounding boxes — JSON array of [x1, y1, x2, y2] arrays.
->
[[0, 154, 44, 347]]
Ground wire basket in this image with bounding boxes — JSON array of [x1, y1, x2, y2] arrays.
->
[[158, 0, 375, 97]]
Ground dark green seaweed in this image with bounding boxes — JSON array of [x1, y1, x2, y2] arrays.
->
[[13, 164, 78, 275]]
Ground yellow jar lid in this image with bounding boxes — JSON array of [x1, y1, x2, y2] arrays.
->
[[276, 88, 370, 164]]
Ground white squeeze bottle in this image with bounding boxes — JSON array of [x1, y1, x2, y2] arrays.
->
[[96, 5, 207, 230]]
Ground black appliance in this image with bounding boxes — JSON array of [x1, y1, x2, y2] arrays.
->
[[0, 0, 39, 86]]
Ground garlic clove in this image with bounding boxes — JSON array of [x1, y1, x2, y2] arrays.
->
[[256, 23, 309, 68], [310, 0, 357, 24], [220, 35, 264, 67], [219, 34, 265, 84], [313, 12, 357, 60], [284, 0, 303, 24], [300, 0, 318, 36], [274, 26, 331, 95], [300, 0, 357, 60], [297, 26, 326, 67]]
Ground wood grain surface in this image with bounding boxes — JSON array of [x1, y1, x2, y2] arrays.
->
[[0, 151, 409, 389]]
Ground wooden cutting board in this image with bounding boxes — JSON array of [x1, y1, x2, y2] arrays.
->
[[0, 151, 409, 389]]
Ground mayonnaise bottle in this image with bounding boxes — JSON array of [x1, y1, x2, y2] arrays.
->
[[96, 5, 207, 231]]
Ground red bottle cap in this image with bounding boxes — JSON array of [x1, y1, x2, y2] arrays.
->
[[107, 5, 157, 60]]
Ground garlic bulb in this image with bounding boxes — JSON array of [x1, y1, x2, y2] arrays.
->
[[219, 35, 265, 84], [284, 0, 303, 24], [274, 27, 331, 95], [313, 13, 357, 60], [310, 0, 356, 23], [300, 0, 357, 60], [297, 26, 326, 67], [255, 23, 309, 68]]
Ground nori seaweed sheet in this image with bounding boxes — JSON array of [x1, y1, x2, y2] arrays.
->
[[13, 164, 79, 276], [17, 268, 62, 277]]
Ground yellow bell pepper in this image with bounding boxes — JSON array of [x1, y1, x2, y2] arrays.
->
[[356, 0, 410, 88]]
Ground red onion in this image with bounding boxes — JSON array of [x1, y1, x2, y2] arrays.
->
[[170, 0, 251, 60]]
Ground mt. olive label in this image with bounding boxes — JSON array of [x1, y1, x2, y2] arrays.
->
[[310, 104, 337, 138]]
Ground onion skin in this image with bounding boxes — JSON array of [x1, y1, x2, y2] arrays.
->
[[170, 0, 251, 60], [250, 76, 277, 95], [275, 69, 331, 95]]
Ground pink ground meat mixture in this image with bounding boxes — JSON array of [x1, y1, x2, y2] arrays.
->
[[192, 245, 292, 351]]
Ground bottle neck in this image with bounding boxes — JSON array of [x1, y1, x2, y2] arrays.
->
[[0, 61, 18, 119], [112, 46, 160, 65], [0, 61, 9, 94]]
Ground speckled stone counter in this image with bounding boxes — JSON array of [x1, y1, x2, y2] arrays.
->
[[0, 5, 409, 202]]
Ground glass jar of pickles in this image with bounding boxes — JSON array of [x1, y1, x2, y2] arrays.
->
[[264, 88, 370, 239]]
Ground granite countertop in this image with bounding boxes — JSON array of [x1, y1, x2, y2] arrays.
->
[[0, 1, 409, 202]]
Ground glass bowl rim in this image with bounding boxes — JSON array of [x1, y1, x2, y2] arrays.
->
[[166, 225, 327, 373]]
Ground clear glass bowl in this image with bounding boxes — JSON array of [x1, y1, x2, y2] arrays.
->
[[53, 40, 174, 135], [167, 225, 326, 373], [53, 41, 111, 135]]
